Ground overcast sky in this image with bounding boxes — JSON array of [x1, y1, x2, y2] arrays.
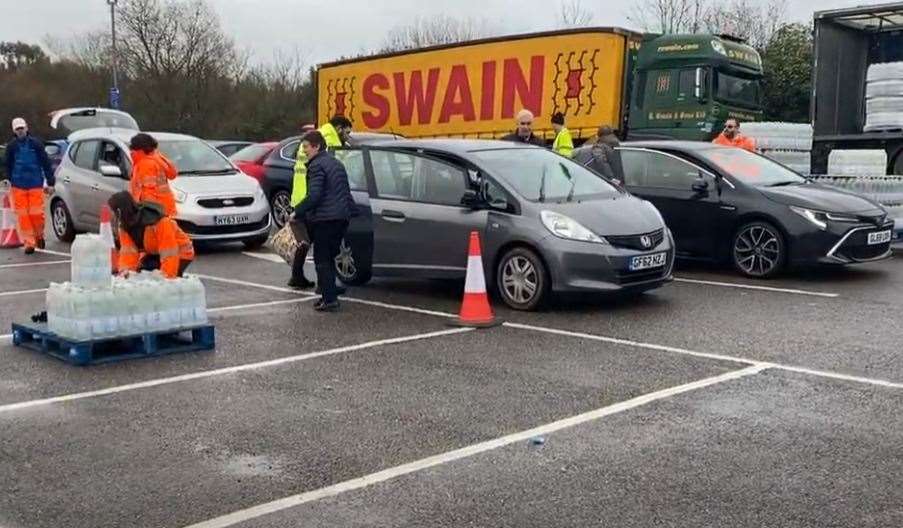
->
[[4, 0, 890, 66]]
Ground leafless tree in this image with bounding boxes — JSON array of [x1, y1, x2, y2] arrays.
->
[[381, 15, 495, 53], [627, 0, 710, 34], [704, 0, 787, 49], [558, 0, 595, 28]]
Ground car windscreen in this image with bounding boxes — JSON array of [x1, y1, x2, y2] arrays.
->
[[229, 144, 272, 163], [56, 110, 139, 135], [698, 147, 808, 187], [472, 148, 620, 202], [158, 140, 236, 175]]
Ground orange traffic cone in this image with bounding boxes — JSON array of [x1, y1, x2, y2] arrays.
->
[[99, 204, 118, 273], [0, 191, 22, 249], [450, 231, 499, 328]]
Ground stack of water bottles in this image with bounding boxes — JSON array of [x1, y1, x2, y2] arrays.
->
[[45, 234, 208, 341]]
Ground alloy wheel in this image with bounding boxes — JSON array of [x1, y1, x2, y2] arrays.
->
[[335, 239, 357, 280], [502, 255, 539, 305], [271, 192, 292, 228], [734, 224, 781, 277], [52, 204, 68, 238]]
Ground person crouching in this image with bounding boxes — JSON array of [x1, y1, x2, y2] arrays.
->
[[108, 191, 194, 278]]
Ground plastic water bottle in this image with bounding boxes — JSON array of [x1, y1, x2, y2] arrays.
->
[[71, 287, 92, 341], [192, 277, 208, 325], [177, 279, 193, 327]]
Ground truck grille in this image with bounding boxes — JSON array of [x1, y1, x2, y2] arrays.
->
[[606, 229, 665, 251]]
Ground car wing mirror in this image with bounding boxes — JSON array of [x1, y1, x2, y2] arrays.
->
[[690, 173, 709, 193], [461, 189, 483, 209], [100, 164, 123, 178]]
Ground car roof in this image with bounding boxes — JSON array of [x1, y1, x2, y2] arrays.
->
[[619, 140, 729, 153], [208, 140, 252, 146], [369, 138, 543, 154], [67, 128, 203, 143]]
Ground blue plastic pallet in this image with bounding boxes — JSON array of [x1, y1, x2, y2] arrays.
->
[[10, 322, 215, 366]]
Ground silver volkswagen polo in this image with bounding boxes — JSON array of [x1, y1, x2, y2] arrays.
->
[[51, 128, 271, 248]]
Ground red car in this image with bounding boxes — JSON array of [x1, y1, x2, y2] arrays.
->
[[229, 142, 278, 182]]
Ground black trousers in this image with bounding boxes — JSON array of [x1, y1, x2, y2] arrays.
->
[[291, 241, 311, 282], [310, 219, 348, 303]]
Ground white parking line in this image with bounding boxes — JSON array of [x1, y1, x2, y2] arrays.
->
[[674, 277, 840, 298], [197, 274, 457, 319], [195, 274, 903, 389], [241, 251, 284, 264], [35, 248, 72, 258], [506, 322, 903, 389], [0, 260, 69, 270], [243, 251, 314, 264], [0, 327, 472, 414], [182, 364, 767, 528], [0, 288, 47, 298]]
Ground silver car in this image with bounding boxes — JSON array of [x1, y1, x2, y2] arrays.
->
[[51, 128, 271, 248]]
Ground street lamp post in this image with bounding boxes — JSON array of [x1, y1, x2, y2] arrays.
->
[[107, 0, 120, 108]]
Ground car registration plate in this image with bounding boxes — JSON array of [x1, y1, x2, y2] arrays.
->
[[215, 214, 251, 226], [868, 230, 892, 245], [629, 252, 667, 271]]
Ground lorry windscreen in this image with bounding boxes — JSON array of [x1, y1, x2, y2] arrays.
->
[[715, 71, 760, 109]]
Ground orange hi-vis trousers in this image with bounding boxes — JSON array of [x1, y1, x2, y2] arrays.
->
[[10, 187, 45, 248]]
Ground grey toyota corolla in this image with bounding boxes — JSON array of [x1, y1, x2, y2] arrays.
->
[[331, 139, 674, 310]]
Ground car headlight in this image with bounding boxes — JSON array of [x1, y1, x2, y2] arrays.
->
[[790, 206, 860, 230], [540, 210, 606, 244], [789, 206, 827, 230], [172, 187, 188, 204]]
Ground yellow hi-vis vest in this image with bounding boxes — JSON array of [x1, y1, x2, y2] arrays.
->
[[291, 123, 344, 207], [553, 127, 574, 158]]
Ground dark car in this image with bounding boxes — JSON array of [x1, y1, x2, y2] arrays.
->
[[320, 139, 673, 310], [617, 141, 894, 277], [262, 132, 400, 228], [208, 140, 253, 158]]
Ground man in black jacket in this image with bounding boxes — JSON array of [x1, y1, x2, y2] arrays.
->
[[293, 130, 356, 312], [500, 109, 546, 147]]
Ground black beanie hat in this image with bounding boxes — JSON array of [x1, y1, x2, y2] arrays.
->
[[551, 112, 565, 125]]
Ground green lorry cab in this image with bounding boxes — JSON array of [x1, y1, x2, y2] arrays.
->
[[627, 34, 764, 141]]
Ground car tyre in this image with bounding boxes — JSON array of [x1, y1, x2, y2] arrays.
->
[[496, 246, 549, 311], [242, 234, 269, 250], [270, 189, 292, 229], [51, 198, 76, 243], [336, 238, 372, 286], [732, 221, 786, 278]]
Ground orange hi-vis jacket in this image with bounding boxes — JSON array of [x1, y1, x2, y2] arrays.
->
[[130, 150, 178, 216], [118, 207, 195, 279], [712, 132, 757, 152]]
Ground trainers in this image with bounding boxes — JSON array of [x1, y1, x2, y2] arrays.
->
[[287, 278, 315, 290], [36, 238, 45, 250], [314, 300, 340, 312], [23, 246, 35, 255]]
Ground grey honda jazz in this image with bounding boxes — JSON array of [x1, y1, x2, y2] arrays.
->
[[331, 139, 674, 310]]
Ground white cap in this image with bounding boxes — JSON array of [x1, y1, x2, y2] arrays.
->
[[11, 118, 26, 131]]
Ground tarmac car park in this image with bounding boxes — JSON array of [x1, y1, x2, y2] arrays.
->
[[2, 118, 901, 527], [1, 211, 901, 528]]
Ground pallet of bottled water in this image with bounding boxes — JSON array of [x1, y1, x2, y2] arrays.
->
[[45, 271, 209, 341], [10, 271, 214, 366]]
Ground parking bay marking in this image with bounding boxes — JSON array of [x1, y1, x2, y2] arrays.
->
[[0, 327, 472, 414], [183, 364, 768, 528], [196, 274, 902, 389], [0, 288, 48, 298], [674, 277, 839, 298], [0, 260, 70, 270]]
